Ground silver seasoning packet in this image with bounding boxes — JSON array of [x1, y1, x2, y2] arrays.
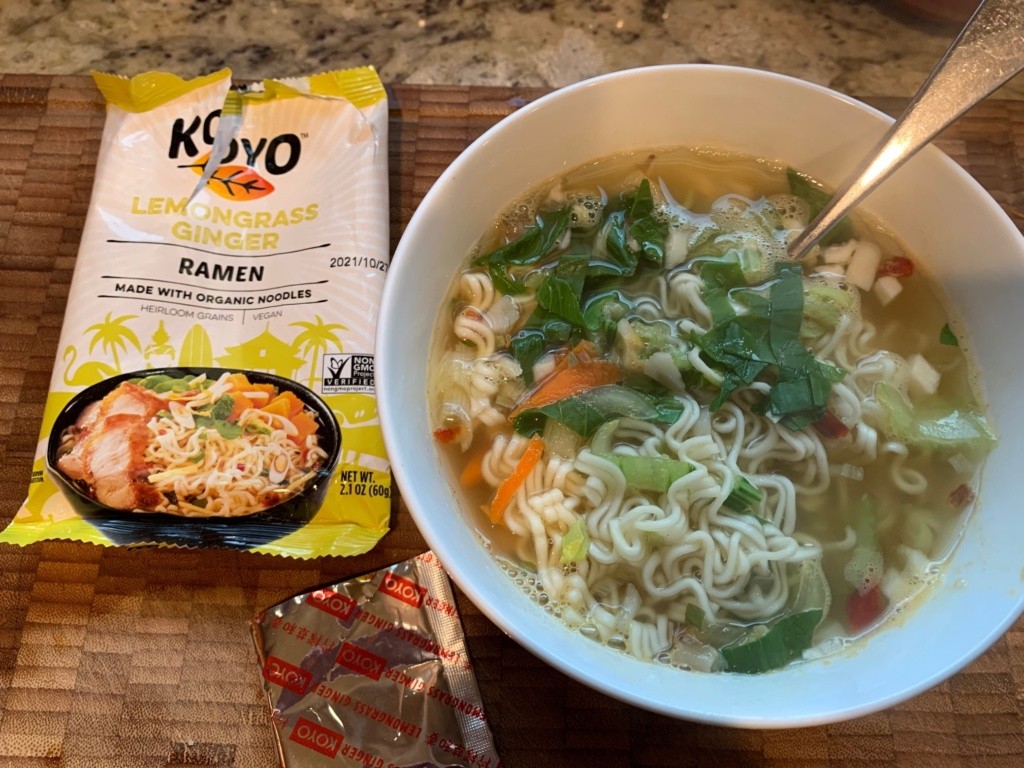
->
[[252, 552, 502, 768]]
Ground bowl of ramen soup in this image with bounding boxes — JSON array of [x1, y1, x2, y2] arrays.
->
[[377, 65, 1024, 725], [46, 368, 341, 548]]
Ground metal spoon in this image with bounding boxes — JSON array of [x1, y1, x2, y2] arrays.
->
[[787, 0, 1024, 260]]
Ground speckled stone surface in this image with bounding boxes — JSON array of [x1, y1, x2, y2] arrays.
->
[[2, 0, 1021, 99]]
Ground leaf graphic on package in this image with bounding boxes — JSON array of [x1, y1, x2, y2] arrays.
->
[[180, 152, 275, 201], [180, 324, 214, 366]]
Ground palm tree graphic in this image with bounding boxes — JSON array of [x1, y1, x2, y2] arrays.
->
[[85, 312, 142, 373], [290, 316, 346, 387]]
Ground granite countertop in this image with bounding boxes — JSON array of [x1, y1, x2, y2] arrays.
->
[[2, 0, 1022, 99]]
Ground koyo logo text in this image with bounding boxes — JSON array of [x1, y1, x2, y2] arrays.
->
[[336, 642, 386, 681], [168, 109, 301, 174], [289, 717, 343, 758], [380, 572, 427, 608], [262, 655, 312, 695], [307, 588, 357, 621]]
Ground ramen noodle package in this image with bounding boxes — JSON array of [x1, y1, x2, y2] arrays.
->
[[3, 68, 392, 556], [252, 552, 501, 767]]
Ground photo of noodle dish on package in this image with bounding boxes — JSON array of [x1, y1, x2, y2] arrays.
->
[[45, 367, 341, 547]]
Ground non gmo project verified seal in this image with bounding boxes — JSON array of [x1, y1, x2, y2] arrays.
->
[[322, 353, 375, 394]]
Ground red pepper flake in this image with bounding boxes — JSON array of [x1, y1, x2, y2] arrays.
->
[[846, 585, 885, 632], [462, 308, 484, 322], [949, 483, 975, 508], [877, 256, 914, 278], [814, 411, 850, 439], [433, 427, 461, 444]]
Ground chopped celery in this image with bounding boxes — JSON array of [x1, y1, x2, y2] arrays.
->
[[684, 603, 705, 630], [720, 609, 823, 674], [788, 558, 831, 618], [843, 494, 882, 596], [560, 518, 589, 564], [722, 476, 763, 514], [875, 382, 996, 454], [801, 280, 856, 338], [543, 417, 582, 458], [590, 419, 620, 456], [601, 454, 693, 493]]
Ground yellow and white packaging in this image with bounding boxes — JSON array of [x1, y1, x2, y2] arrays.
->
[[3, 68, 392, 557]]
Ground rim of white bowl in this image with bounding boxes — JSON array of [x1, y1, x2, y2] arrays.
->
[[378, 64, 1024, 727]]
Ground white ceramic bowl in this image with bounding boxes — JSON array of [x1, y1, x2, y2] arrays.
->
[[377, 65, 1024, 727]]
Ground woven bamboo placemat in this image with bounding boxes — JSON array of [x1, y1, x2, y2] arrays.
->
[[0, 75, 1022, 768]]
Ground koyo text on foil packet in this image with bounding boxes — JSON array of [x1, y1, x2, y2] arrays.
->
[[380, 572, 427, 608]]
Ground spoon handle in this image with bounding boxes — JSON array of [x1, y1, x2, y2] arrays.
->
[[788, 0, 1024, 260]]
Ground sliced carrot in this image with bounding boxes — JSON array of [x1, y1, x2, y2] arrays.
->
[[509, 359, 622, 418], [263, 391, 304, 418], [228, 392, 254, 421], [289, 411, 319, 446], [226, 372, 252, 391], [489, 435, 544, 525], [261, 397, 292, 418], [459, 449, 486, 488]]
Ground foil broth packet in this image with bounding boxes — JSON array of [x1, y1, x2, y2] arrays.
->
[[252, 552, 502, 768], [4, 68, 392, 557]]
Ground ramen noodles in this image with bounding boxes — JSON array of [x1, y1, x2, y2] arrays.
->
[[56, 372, 328, 517], [429, 148, 997, 673]]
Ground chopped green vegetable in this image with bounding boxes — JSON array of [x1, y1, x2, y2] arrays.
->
[[488, 262, 529, 295], [537, 276, 586, 328], [509, 332, 546, 386], [589, 179, 667, 277], [135, 372, 206, 394], [554, 250, 590, 296], [697, 263, 845, 430], [542, 416, 582, 458], [194, 415, 243, 439], [697, 260, 747, 325], [788, 558, 831, 617], [616, 319, 695, 386], [786, 168, 853, 246], [624, 178, 667, 267], [138, 373, 174, 390], [802, 280, 856, 338], [600, 454, 693, 493], [721, 608, 823, 674], [875, 382, 996, 454], [684, 603, 706, 630], [473, 206, 572, 268], [187, 450, 206, 464], [514, 384, 686, 438], [560, 518, 590, 564], [723, 476, 764, 514], [939, 323, 959, 347], [513, 398, 605, 438], [843, 494, 882, 597], [583, 291, 629, 340], [210, 395, 234, 422]]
